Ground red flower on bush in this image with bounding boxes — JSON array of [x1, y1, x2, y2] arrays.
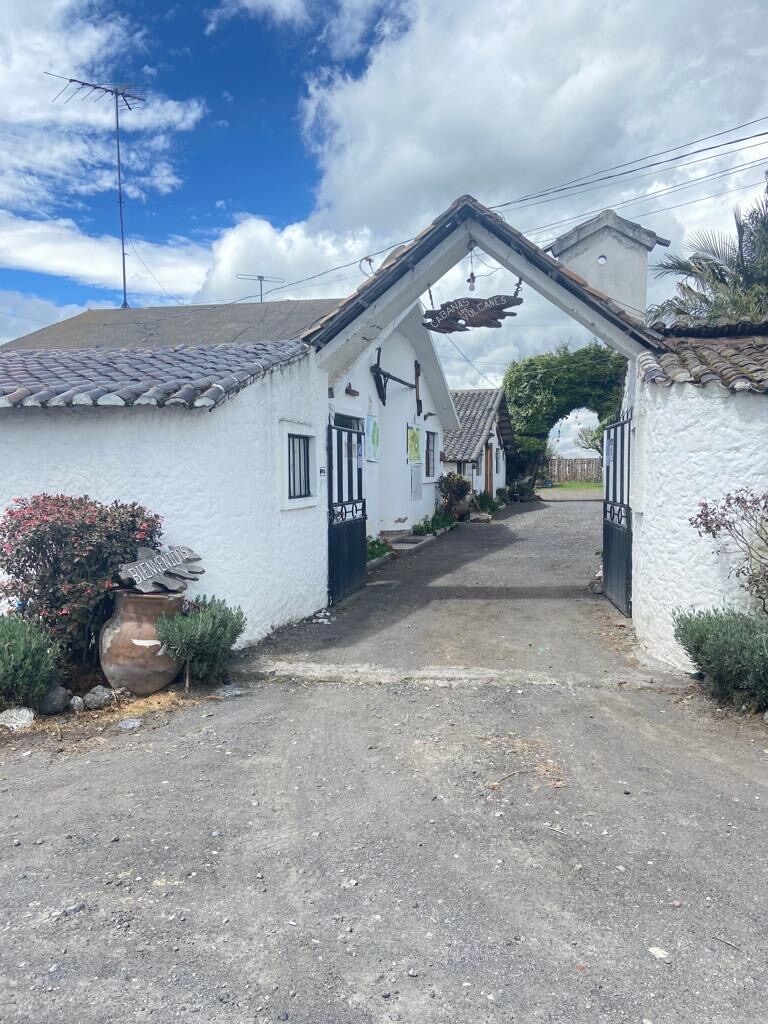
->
[[0, 494, 162, 667]]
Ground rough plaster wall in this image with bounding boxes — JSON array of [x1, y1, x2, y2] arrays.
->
[[556, 229, 649, 318], [331, 330, 447, 533], [632, 380, 768, 667], [0, 356, 329, 644]]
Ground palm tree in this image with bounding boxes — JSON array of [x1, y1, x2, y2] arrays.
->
[[648, 184, 768, 323]]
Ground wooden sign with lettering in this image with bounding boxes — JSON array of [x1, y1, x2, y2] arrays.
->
[[422, 293, 523, 334], [118, 545, 205, 593]]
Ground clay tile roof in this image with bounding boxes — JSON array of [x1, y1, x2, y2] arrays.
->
[[0, 340, 307, 410], [638, 320, 768, 393], [443, 388, 503, 462], [302, 194, 662, 351]]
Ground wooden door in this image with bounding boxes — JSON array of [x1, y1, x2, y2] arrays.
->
[[484, 443, 493, 495]]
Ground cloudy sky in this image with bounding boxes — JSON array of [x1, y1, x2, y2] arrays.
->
[[1, 0, 768, 453]]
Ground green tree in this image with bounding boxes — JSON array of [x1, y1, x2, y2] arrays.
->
[[503, 341, 625, 479], [649, 184, 768, 323]]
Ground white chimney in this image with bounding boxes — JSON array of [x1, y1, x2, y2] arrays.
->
[[549, 210, 670, 320]]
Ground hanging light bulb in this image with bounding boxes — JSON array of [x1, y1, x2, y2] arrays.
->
[[467, 271, 476, 292]]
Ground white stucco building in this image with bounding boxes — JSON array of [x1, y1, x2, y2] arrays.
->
[[0, 298, 459, 642], [442, 388, 512, 496], [2, 194, 768, 667]]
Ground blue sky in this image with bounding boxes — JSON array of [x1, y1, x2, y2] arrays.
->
[[2, 0, 768, 450]]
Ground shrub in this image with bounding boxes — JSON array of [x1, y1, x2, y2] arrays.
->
[[474, 491, 500, 514], [157, 596, 246, 690], [0, 615, 59, 710], [690, 489, 768, 612], [0, 494, 162, 667], [412, 508, 456, 537], [437, 473, 471, 514], [673, 608, 768, 710], [367, 536, 390, 561], [411, 516, 433, 536], [496, 488, 508, 504]]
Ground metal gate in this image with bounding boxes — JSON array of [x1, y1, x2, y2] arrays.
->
[[603, 411, 632, 616], [327, 422, 367, 604]]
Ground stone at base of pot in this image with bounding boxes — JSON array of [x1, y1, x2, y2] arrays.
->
[[0, 707, 35, 732], [39, 685, 73, 716], [69, 696, 85, 713], [83, 685, 116, 711], [100, 591, 183, 696]]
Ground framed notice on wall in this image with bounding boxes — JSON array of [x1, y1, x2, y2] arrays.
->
[[365, 415, 380, 462], [407, 425, 421, 464]]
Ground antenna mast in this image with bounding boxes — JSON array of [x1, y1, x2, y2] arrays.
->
[[46, 73, 145, 309], [235, 274, 286, 302]]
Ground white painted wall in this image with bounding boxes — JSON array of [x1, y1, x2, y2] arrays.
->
[[631, 377, 768, 667], [330, 327, 450, 533], [553, 228, 651, 319], [0, 355, 329, 644]]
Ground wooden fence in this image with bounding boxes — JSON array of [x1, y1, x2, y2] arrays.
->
[[543, 457, 602, 483]]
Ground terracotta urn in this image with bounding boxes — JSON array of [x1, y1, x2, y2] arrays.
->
[[99, 591, 184, 696]]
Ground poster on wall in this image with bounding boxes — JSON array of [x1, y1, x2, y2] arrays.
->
[[365, 415, 380, 462], [407, 425, 421, 464]]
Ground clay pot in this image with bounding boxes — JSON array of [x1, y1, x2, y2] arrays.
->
[[99, 591, 183, 696]]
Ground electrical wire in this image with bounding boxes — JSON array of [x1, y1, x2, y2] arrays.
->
[[438, 333, 500, 387], [126, 235, 184, 305], [490, 116, 768, 209], [497, 138, 768, 215], [0, 308, 53, 325], [527, 176, 767, 246]]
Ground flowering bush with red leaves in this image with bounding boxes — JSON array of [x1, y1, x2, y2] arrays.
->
[[0, 494, 162, 666], [691, 489, 768, 613]]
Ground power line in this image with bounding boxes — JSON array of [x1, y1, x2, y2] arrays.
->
[[499, 138, 768, 215], [127, 235, 184, 304], [0, 308, 53, 325], [527, 176, 767, 245], [491, 115, 768, 209], [437, 332, 499, 387]]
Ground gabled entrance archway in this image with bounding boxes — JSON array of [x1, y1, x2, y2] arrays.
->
[[304, 195, 668, 620]]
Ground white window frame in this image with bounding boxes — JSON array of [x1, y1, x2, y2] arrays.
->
[[279, 419, 319, 510]]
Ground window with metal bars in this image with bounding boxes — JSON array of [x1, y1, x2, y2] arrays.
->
[[425, 431, 437, 478], [288, 434, 311, 499]]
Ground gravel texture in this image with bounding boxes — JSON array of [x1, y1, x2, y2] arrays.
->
[[1, 501, 766, 1023]]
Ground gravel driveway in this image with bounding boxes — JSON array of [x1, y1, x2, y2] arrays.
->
[[2, 502, 767, 1023]]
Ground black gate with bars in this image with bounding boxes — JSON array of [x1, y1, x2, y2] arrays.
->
[[602, 411, 632, 616], [327, 422, 367, 605]]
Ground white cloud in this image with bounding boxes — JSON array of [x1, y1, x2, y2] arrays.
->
[[0, 211, 210, 298], [4, 0, 768, 382], [205, 0, 403, 58], [0, 0, 204, 214], [0, 290, 95, 345], [302, 0, 768, 237], [205, 0, 309, 35]]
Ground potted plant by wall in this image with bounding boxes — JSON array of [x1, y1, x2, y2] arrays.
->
[[0, 494, 163, 691], [99, 544, 206, 695]]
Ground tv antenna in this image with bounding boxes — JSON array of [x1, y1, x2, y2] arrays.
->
[[235, 274, 286, 302], [46, 72, 145, 309]]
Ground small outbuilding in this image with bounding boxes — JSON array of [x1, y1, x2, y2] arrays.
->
[[442, 388, 513, 495]]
